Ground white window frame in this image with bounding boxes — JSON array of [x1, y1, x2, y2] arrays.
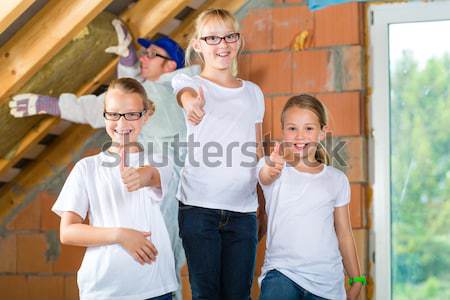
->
[[369, 1, 450, 299]]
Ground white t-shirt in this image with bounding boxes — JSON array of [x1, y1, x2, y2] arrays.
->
[[52, 151, 178, 300], [171, 74, 265, 212], [257, 158, 350, 300]]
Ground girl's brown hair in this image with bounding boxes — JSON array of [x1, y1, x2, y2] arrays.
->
[[281, 94, 331, 165], [106, 77, 155, 115], [185, 8, 242, 76]]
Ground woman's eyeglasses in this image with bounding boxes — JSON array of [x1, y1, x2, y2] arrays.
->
[[199, 32, 240, 45], [103, 111, 146, 121]]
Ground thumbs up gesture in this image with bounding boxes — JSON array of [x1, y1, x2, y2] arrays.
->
[[181, 86, 205, 125], [267, 142, 285, 178], [119, 135, 152, 192]]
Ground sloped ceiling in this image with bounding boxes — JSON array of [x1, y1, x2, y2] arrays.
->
[[0, 0, 246, 222]]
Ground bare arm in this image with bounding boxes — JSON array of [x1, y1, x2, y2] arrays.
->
[[176, 87, 205, 125], [121, 165, 162, 192], [255, 123, 263, 160], [60, 211, 118, 246], [60, 211, 158, 265], [259, 143, 284, 186], [334, 205, 363, 300]]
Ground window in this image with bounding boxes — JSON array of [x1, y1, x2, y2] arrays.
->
[[370, 2, 450, 299]]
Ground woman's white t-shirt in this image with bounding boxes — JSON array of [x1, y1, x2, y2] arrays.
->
[[257, 158, 350, 300], [172, 74, 265, 212], [52, 151, 178, 300]]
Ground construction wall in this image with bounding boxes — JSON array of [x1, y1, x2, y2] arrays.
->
[[238, 1, 368, 299], [0, 1, 369, 299]]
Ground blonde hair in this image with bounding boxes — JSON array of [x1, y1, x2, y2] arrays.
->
[[281, 94, 331, 165], [185, 8, 242, 76], [106, 77, 155, 115]]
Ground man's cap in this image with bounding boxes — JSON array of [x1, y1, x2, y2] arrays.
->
[[137, 37, 185, 69]]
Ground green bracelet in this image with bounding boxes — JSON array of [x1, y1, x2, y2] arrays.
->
[[348, 276, 367, 286]]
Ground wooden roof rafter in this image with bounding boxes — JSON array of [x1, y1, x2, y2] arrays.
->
[[0, 0, 114, 104], [0, 0, 248, 221], [0, 0, 35, 34], [0, 0, 191, 177]]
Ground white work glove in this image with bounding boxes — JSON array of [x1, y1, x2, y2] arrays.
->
[[105, 19, 133, 57], [9, 93, 60, 117]]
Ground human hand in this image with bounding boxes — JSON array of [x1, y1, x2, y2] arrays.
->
[[119, 144, 152, 192], [265, 142, 285, 179], [9, 93, 60, 117], [105, 19, 133, 57], [116, 228, 158, 265], [182, 87, 205, 125], [347, 283, 362, 300]]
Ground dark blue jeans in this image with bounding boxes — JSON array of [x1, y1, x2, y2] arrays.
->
[[178, 202, 258, 300], [260, 270, 330, 300], [145, 292, 173, 300]]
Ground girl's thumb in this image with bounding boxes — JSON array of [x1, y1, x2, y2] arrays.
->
[[198, 86, 205, 107], [273, 142, 281, 155]]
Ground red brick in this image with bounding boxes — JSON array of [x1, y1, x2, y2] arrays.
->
[[0, 275, 29, 300], [318, 92, 362, 136], [0, 235, 16, 272], [28, 276, 64, 300], [82, 147, 101, 159], [238, 53, 251, 81], [64, 275, 79, 300], [8, 199, 41, 230], [272, 6, 314, 50], [17, 233, 52, 273], [314, 2, 362, 47], [262, 97, 272, 138], [293, 50, 334, 93], [333, 136, 366, 183], [350, 183, 366, 229], [251, 235, 267, 299], [181, 263, 189, 276], [53, 244, 85, 273], [181, 274, 192, 300], [274, 0, 306, 3], [241, 9, 272, 51], [40, 192, 59, 230], [340, 46, 363, 90], [271, 96, 290, 140], [250, 52, 292, 94]]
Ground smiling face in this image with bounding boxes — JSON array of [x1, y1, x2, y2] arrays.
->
[[282, 106, 326, 163], [194, 18, 241, 74], [104, 88, 149, 149], [139, 45, 175, 80]]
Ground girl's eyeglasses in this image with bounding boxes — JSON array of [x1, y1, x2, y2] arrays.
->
[[199, 32, 240, 45], [103, 111, 146, 121], [139, 49, 172, 61]]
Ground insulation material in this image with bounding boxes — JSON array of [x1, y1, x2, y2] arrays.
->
[[0, 12, 118, 158]]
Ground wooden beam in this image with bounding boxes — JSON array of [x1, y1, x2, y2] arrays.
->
[[78, 0, 191, 95], [122, 0, 191, 39], [0, 117, 59, 174], [0, 0, 190, 177], [0, 0, 35, 34], [0, 0, 113, 104], [172, 0, 246, 48], [0, 124, 96, 224]]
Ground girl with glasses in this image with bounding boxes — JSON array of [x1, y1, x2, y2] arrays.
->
[[171, 8, 265, 300], [52, 78, 178, 300]]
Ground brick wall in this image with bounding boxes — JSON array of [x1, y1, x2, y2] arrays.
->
[[0, 130, 105, 300], [238, 1, 369, 299], [0, 1, 369, 299]]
